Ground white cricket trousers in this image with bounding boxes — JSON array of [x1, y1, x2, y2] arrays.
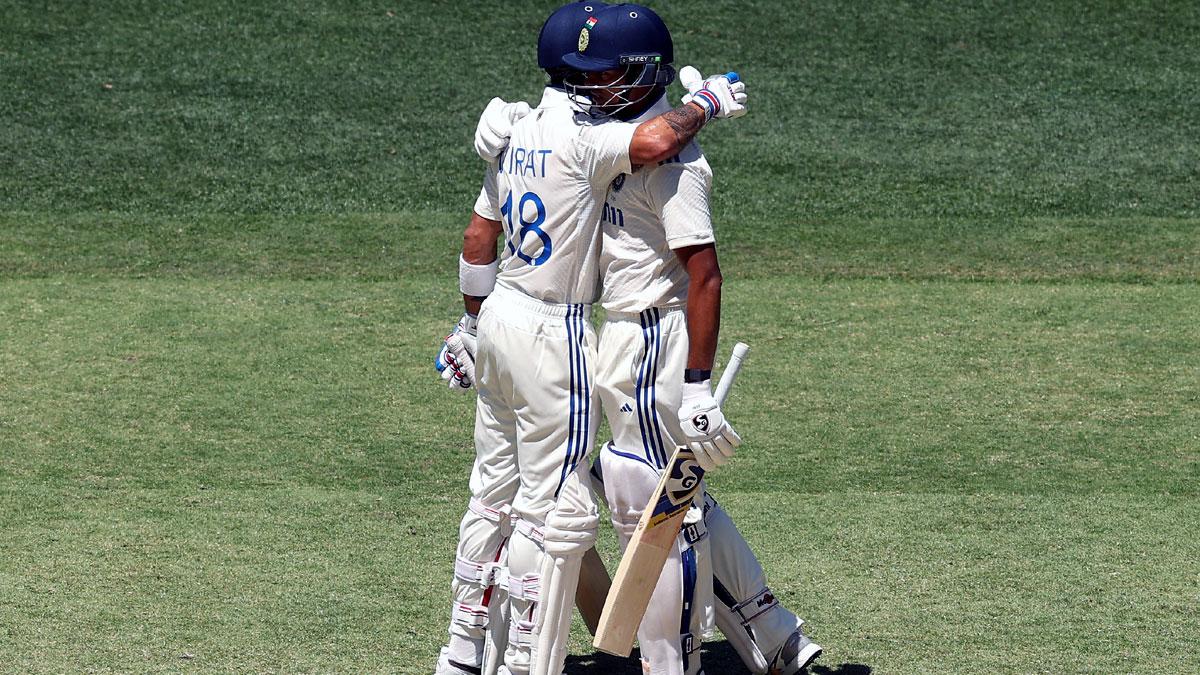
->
[[596, 306, 709, 675], [595, 306, 804, 675], [444, 284, 600, 673]]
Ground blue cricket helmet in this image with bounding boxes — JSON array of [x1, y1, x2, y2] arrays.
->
[[538, 2, 609, 71], [560, 3, 675, 116], [563, 3, 674, 72]]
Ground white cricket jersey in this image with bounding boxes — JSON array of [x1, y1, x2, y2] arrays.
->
[[472, 87, 638, 305], [597, 96, 715, 313]]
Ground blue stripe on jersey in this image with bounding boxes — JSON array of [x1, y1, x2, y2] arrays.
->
[[680, 545, 698, 673]]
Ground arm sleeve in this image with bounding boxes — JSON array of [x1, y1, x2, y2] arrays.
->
[[650, 158, 716, 249], [578, 120, 638, 186], [472, 164, 502, 221]]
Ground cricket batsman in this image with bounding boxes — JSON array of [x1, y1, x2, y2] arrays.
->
[[470, 3, 821, 674], [433, 3, 751, 673]]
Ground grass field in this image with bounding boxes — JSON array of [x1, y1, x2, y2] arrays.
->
[[2, 1, 1198, 673]]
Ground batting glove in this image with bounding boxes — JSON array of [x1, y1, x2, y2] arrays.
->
[[677, 380, 742, 471], [679, 67, 747, 121], [435, 312, 478, 393], [474, 97, 531, 161]]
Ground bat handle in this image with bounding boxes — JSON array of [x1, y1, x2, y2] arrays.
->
[[713, 342, 749, 405]]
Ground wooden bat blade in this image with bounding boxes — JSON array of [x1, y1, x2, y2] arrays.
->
[[593, 447, 705, 656], [575, 546, 611, 636], [593, 342, 748, 656]]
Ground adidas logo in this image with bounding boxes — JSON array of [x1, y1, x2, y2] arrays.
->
[[620, 402, 633, 413]]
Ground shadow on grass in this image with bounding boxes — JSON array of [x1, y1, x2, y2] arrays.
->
[[565, 640, 871, 674], [812, 664, 874, 675]]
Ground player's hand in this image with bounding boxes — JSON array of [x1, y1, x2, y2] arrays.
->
[[677, 380, 742, 471], [679, 65, 705, 105], [474, 97, 531, 161], [435, 312, 479, 393], [680, 67, 747, 121]]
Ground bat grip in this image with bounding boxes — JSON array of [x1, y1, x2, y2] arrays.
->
[[713, 342, 749, 405]]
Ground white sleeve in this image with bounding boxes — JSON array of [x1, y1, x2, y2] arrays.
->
[[472, 164, 502, 221], [578, 120, 638, 186], [649, 159, 716, 249]]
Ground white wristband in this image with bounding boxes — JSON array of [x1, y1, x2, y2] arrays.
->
[[459, 255, 498, 297]]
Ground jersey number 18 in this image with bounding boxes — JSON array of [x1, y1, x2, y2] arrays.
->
[[501, 190, 552, 266]]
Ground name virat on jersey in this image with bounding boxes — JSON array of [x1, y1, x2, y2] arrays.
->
[[497, 146, 553, 177]]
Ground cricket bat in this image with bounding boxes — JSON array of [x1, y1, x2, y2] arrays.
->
[[593, 342, 750, 656], [575, 545, 611, 636]]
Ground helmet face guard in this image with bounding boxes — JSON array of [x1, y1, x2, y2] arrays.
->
[[565, 59, 675, 117]]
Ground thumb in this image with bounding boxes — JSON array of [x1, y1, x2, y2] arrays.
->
[[679, 65, 703, 93]]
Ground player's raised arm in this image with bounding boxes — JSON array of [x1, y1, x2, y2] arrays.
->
[[561, 5, 748, 167], [630, 72, 746, 165]]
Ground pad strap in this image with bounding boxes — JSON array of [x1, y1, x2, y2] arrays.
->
[[509, 619, 535, 648], [469, 497, 514, 536], [452, 602, 490, 629], [732, 587, 780, 626], [460, 255, 499, 297], [513, 517, 545, 547], [505, 571, 541, 602], [454, 555, 505, 588], [680, 519, 708, 547], [681, 631, 700, 655]]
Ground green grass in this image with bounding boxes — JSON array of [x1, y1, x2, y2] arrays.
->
[[1, 0, 1199, 673], [2, 277, 1197, 672]]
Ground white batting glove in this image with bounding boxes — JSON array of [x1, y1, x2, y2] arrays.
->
[[474, 97, 531, 161], [677, 380, 742, 471], [680, 67, 747, 121], [679, 65, 704, 105], [435, 313, 478, 393]]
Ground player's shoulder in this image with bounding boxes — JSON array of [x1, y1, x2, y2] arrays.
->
[[513, 104, 567, 130], [572, 112, 638, 135]]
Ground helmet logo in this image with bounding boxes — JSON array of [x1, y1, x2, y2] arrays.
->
[[579, 16, 597, 52]]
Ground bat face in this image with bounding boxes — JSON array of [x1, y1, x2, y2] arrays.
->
[[646, 448, 705, 528], [595, 343, 748, 657], [594, 446, 700, 656]]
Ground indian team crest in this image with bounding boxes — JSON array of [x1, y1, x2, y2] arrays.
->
[[578, 16, 598, 52]]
